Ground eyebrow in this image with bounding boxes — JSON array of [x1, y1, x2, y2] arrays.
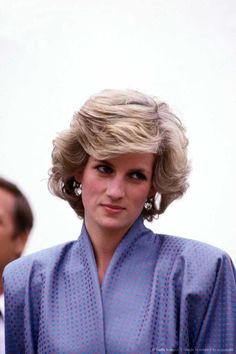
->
[[93, 159, 151, 175]]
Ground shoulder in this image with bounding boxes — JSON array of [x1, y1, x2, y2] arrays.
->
[[3, 240, 78, 291], [143, 225, 235, 282], [147, 225, 230, 261], [156, 233, 235, 293], [138, 220, 234, 268]]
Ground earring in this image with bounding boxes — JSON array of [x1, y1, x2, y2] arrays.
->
[[144, 199, 152, 210], [74, 183, 82, 197]]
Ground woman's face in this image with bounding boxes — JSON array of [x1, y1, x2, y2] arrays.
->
[[77, 152, 156, 238]]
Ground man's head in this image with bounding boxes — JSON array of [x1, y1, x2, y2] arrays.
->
[[0, 177, 33, 293]]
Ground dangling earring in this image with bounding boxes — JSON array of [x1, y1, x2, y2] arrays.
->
[[144, 199, 152, 210], [74, 183, 82, 197]]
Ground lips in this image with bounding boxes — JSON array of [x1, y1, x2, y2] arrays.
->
[[101, 203, 125, 213]]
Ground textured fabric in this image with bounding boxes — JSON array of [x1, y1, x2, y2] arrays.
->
[[0, 294, 5, 354], [3, 217, 236, 353]]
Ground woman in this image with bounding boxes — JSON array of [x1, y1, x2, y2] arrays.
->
[[4, 89, 236, 353]]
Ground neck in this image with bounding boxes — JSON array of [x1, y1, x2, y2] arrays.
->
[[85, 223, 128, 285], [93, 247, 114, 286]]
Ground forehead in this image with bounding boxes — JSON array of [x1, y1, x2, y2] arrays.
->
[[0, 188, 15, 218]]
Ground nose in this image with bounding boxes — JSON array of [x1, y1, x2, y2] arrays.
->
[[106, 176, 125, 199]]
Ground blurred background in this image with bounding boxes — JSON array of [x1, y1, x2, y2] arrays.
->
[[1, 0, 236, 264]]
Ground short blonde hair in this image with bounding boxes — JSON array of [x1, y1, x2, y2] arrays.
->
[[48, 89, 190, 221]]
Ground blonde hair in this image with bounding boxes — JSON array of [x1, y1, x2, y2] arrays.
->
[[48, 89, 190, 221]]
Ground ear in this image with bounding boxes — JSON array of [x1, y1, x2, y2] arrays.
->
[[13, 230, 29, 258], [74, 174, 82, 183], [148, 184, 157, 198]]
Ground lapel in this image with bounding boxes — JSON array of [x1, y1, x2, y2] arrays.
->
[[35, 225, 106, 353], [99, 217, 159, 352], [37, 217, 159, 352]]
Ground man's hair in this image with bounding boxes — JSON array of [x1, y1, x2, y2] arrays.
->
[[48, 89, 190, 221], [0, 177, 34, 238]]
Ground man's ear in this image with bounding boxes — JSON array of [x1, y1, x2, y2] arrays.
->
[[13, 230, 29, 258]]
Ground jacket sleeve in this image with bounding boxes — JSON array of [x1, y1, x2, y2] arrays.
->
[[194, 253, 236, 351]]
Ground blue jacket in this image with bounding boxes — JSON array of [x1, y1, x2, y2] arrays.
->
[[3, 217, 236, 353]]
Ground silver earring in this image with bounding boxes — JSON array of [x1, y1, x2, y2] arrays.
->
[[74, 183, 82, 197], [144, 199, 152, 210]]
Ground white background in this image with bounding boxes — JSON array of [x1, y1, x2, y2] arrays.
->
[[1, 0, 236, 264]]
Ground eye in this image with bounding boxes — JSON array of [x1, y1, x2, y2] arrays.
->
[[129, 171, 147, 180], [96, 164, 113, 174]]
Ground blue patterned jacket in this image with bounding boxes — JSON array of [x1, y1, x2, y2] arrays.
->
[[3, 217, 236, 353]]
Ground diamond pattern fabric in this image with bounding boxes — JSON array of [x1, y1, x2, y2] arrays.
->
[[3, 217, 236, 353]]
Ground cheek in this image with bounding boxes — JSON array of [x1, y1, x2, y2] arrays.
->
[[84, 178, 101, 194], [81, 178, 103, 204]]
